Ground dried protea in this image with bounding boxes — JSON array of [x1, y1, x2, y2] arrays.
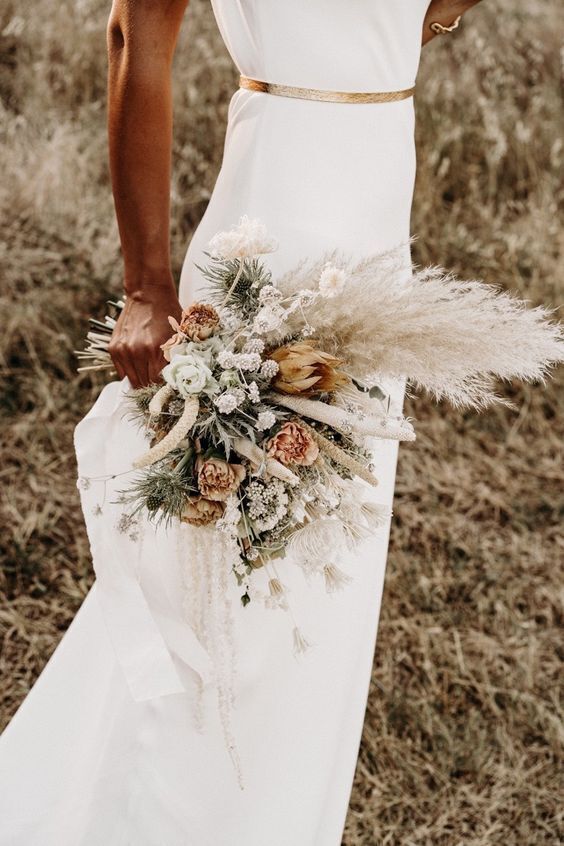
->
[[179, 303, 220, 341], [268, 341, 348, 396]]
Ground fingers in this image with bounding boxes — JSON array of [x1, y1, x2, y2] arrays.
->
[[109, 339, 142, 387], [108, 339, 126, 381], [148, 348, 167, 385], [107, 293, 178, 387]]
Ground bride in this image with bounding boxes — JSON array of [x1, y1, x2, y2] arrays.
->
[[0, 2, 484, 844]]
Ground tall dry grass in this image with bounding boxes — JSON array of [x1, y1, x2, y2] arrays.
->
[[1, 0, 562, 843]]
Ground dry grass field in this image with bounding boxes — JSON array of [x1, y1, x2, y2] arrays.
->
[[1, 1, 563, 843]]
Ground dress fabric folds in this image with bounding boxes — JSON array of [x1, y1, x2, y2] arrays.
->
[[0, 2, 430, 843]]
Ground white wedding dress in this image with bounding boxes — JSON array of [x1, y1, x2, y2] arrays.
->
[[0, 2, 430, 843]]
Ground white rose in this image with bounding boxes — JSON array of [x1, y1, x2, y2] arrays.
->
[[162, 352, 218, 398], [188, 336, 223, 366], [166, 341, 188, 361]]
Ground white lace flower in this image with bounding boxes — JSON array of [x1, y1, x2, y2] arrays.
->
[[207, 215, 278, 259], [236, 352, 262, 372], [256, 410, 276, 431], [247, 381, 261, 403], [214, 392, 238, 414], [258, 284, 283, 303], [253, 304, 286, 334], [318, 263, 347, 298], [218, 308, 242, 332], [243, 338, 265, 355], [247, 478, 288, 532], [298, 289, 317, 305], [214, 388, 245, 414], [217, 350, 236, 369], [260, 359, 279, 379]]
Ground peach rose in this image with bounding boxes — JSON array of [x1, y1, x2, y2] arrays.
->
[[197, 456, 246, 501], [160, 332, 185, 362], [266, 421, 319, 466], [181, 497, 224, 526]]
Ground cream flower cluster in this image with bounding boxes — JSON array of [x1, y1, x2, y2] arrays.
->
[[207, 214, 279, 260], [246, 478, 289, 533], [256, 410, 276, 431], [217, 350, 262, 372]]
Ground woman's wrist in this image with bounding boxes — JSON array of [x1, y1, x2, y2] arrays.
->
[[123, 266, 176, 297]]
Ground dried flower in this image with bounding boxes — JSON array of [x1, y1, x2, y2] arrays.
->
[[243, 338, 266, 354], [265, 578, 289, 611], [236, 352, 262, 372], [247, 381, 260, 403], [318, 263, 347, 298], [253, 304, 286, 334], [214, 390, 244, 414], [268, 341, 348, 395], [181, 497, 225, 526], [207, 215, 278, 259], [260, 359, 279, 380], [179, 303, 220, 341], [258, 285, 283, 303], [292, 626, 312, 656], [160, 332, 186, 362], [246, 478, 288, 531], [266, 421, 319, 466], [256, 410, 276, 431], [217, 350, 236, 369], [197, 457, 246, 501]]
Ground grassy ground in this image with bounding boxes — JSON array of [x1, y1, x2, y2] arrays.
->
[[1, 1, 562, 843]]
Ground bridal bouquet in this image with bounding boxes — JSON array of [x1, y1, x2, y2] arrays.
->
[[78, 215, 563, 623], [77, 215, 562, 783]]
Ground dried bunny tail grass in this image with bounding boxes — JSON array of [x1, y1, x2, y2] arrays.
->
[[133, 396, 199, 469], [148, 384, 176, 415], [232, 436, 299, 486], [276, 247, 564, 409], [298, 421, 379, 487], [271, 393, 416, 441]]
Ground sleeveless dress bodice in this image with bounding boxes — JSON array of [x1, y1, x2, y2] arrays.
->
[[180, 0, 430, 299], [210, 0, 428, 91]]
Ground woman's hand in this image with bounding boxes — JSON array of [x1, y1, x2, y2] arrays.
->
[[109, 281, 182, 388]]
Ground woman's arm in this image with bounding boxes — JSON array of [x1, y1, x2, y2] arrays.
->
[[422, 0, 484, 46], [107, 0, 189, 388]]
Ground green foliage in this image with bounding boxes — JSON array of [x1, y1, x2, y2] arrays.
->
[[195, 253, 272, 319], [120, 453, 197, 527]]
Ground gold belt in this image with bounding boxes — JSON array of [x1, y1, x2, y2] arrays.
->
[[239, 74, 415, 104]]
